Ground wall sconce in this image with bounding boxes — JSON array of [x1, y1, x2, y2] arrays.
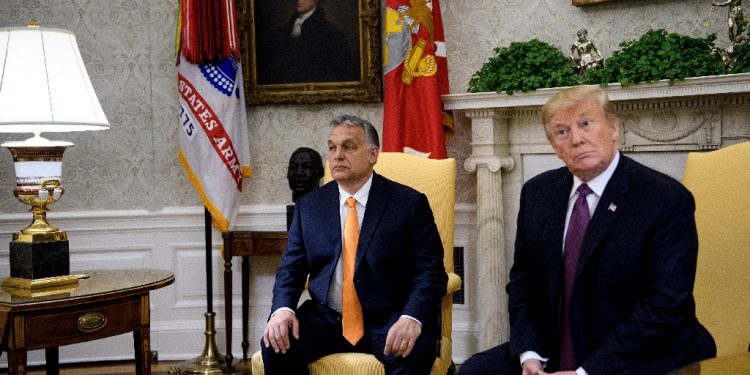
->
[[0, 22, 109, 289]]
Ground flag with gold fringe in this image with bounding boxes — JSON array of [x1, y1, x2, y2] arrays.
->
[[177, 0, 251, 232], [382, 0, 453, 159]]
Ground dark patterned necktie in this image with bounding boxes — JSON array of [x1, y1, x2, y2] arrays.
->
[[559, 183, 592, 370]]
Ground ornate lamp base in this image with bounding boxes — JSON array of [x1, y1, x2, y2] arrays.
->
[[2, 274, 81, 293], [9, 239, 70, 280]]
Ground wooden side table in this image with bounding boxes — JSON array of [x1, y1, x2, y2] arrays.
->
[[0, 269, 174, 375], [222, 231, 287, 365]]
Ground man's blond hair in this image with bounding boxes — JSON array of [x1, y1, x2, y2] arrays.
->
[[541, 85, 619, 137]]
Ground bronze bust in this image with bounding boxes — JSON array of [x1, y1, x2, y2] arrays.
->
[[287, 147, 324, 203]]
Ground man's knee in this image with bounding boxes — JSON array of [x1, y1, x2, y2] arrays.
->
[[459, 343, 518, 375]]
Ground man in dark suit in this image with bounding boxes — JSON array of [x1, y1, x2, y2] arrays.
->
[[459, 86, 716, 375], [257, 0, 357, 84], [262, 115, 447, 374]]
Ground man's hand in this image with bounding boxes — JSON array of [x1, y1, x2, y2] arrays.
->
[[521, 359, 546, 375], [383, 316, 422, 357], [262, 310, 299, 354]]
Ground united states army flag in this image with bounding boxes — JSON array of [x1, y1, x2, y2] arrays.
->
[[177, 55, 251, 232]]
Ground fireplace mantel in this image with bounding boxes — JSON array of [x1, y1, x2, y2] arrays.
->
[[445, 72, 750, 110], [442, 74, 750, 350]]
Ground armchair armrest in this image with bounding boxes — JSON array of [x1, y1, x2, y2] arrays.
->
[[446, 272, 461, 296]]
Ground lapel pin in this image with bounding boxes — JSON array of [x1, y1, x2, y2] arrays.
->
[[608, 203, 617, 212]]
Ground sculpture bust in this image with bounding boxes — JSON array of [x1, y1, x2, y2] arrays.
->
[[286, 147, 324, 230], [287, 147, 324, 203]]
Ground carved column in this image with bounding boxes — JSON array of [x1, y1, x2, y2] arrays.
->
[[464, 109, 515, 350]]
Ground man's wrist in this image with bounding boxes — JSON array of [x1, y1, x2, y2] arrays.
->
[[271, 307, 295, 318], [519, 351, 547, 366], [400, 314, 422, 326]]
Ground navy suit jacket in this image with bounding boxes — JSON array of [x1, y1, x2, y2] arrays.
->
[[508, 154, 715, 374], [271, 172, 447, 335]]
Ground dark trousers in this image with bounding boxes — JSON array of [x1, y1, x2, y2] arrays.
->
[[459, 331, 717, 375], [261, 300, 438, 375], [458, 343, 520, 375]]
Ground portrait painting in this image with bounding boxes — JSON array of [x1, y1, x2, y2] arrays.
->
[[238, 0, 382, 104], [572, 0, 620, 5]]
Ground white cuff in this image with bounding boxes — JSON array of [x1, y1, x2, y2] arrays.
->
[[401, 314, 422, 326], [270, 307, 295, 318], [519, 351, 547, 366]]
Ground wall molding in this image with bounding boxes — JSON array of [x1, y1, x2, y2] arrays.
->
[[0, 203, 478, 366]]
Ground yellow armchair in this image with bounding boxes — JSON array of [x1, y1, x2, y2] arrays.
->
[[682, 141, 750, 356], [252, 152, 461, 374]]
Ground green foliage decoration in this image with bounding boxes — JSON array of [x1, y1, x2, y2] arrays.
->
[[468, 39, 578, 95], [730, 42, 750, 73], [724, 16, 750, 73], [583, 29, 725, 86]]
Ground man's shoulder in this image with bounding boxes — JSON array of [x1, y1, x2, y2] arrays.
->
[[372, 173, 423, 198], [524, 165, 570, 191], [296, 181, 337, 206], [619, 155, 690, 197]]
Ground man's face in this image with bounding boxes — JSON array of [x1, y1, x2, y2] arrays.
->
[[287, 151, 321, 195], [546, 98, 619, 182], [295, 0, 317, 14], [327, 125, 378, 192]]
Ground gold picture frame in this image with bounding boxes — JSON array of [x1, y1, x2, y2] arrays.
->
[[238, 0, 382, 105], [572, 0, 619, 5]]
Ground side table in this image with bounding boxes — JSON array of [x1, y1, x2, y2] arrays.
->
[[222, 231, 287, 365], [0, 269, 174, 375]]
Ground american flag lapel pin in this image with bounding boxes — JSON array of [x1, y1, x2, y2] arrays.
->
[[608, 203, 617, 212]]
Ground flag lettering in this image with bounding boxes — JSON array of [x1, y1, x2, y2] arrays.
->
[[178, 73, 243, 190]]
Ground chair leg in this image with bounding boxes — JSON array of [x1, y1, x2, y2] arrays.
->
[[447, 361, 457, 375]]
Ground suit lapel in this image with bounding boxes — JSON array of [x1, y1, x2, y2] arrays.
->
[[320, 182, 344, 261], [356, 173, 389, 267], [575, 156, 629, 280], [546, 171, 574, 317]]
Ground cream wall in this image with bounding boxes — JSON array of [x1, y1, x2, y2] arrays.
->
[[0, 0, 729, 211], [0, 0, 737, 366]]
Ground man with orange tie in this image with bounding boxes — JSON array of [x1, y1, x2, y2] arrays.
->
[[262, 115, 447, 374]]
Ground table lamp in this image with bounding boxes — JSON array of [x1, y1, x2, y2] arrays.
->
[[0, 22, 109, 289]]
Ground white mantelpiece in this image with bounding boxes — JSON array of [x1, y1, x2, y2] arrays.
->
[[443, 74, 750, 351]]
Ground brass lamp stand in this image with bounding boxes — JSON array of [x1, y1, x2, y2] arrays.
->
[[0, 24, 110, 291], [1, 141, 80, 290]]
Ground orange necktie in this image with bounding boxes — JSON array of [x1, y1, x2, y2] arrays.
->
[[342, 197, 364, 345]]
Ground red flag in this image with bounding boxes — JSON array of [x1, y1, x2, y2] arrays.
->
[[382, 0, 453, 159], [179, 0, 240, 63]]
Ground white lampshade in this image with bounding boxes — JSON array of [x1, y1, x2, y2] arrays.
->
[[0, 25, 109, 136]]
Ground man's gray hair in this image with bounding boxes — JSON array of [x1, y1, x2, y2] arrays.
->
[[329, 115, 380, 148]]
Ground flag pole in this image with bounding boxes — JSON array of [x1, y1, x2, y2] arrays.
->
[[169, 208, 231, 374], [205, 207, 213, 314]]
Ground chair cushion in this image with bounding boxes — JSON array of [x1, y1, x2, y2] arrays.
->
[[683, 141, 750, 356]]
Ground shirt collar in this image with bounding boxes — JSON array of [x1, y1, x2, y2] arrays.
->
[[296, 6, 316, 23], [570, 151, 620, 198], [338, 173, 373, 207]]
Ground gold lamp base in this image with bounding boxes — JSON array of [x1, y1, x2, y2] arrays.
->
[[170, 312, 237, 374], [2, 274, 84, 299], [4, 140, 73, 281], [2, 274, 81, 290]]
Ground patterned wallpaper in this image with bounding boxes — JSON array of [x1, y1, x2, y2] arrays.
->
[[0, 0, 729, 212]]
